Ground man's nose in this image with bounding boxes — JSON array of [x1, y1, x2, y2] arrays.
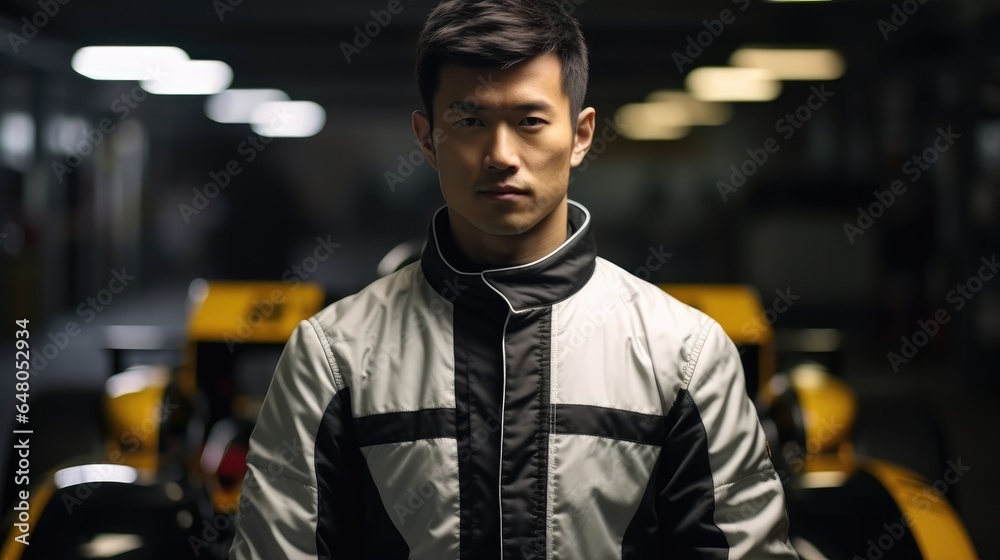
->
[[483, 126, 519, 173]]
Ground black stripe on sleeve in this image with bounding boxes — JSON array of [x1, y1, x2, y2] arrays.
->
[[621, 388, 729, 558], [314, 387, 410, 559]]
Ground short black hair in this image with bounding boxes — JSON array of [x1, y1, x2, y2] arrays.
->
[[415, 0, 589, 124]]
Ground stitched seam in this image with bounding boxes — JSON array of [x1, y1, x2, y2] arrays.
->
[[309, 317, 345, 392], [550, 303, 559, 434], [531, 311, 550, 558], [681, 319, 715, 391], [546, 432, 558, 560], [548, 306, 558, 560]]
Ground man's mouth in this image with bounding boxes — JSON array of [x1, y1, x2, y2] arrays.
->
[[480, 185, 528, 200]]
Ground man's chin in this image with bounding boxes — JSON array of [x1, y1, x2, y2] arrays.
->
[[448, 203, 549, 237], [458, 204, 531, 233], [474, 218, 539, 237]]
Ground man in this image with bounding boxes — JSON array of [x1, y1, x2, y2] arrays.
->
[[230, 1, 796, 558]]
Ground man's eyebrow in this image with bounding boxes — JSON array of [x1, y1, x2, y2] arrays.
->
[[446, 100, 556, 113]]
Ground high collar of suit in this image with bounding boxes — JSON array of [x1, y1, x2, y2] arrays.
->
[[420, 200, 598, 314]]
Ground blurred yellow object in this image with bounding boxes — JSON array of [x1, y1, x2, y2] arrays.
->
[[787, 362, 856, 454], [179, 280, 324, 397], [0, 480, 54, 559], [865, 459, 978, 558], [662, 284, 776, 402], [184, 280, 325, 514], [186, 280, 324, 343], [103, 365, 172, 471]]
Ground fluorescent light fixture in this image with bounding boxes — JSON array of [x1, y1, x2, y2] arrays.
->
[[80, 534, 144, 558], [251, 101, 326, 138], [614, 103, 690, 140], [730, 48, 845, 80], [622, 127, 691, 140], [72, 46, 189, 81], [55, 464, 138, 489], [206, 89, 290, 123], [644, 90, 732, 126], [617, 103, 689, 129], [622, 126, 691, 141], [687, 67, 781, 102], [141, 59, 232, 95], [615, 90, 732, 140]]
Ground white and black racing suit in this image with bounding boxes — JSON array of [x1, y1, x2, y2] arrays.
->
[[231, 201, 797, 559]]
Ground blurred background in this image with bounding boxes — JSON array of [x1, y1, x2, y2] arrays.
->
[[0, 0, 997, 558]]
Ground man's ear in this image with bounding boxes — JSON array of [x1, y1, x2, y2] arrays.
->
[[570, 107, 597, 168], [412, 110, 439, 171]]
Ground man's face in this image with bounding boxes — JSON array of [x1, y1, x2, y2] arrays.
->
[[414, 53, 594, 239]]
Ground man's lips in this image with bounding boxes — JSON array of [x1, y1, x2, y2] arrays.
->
[[480, 185, 527, 194], [479, 186, 528, 201], [479, 185, 528, 200]]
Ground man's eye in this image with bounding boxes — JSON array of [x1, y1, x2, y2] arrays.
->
[[457, 117, 482, 127], [521, 117, 545, 127]]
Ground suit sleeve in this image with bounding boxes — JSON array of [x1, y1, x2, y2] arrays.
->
[[230, 319, 362, 560], [663, 320, 798, 558]]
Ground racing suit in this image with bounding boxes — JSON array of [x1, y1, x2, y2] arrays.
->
[[230, 200, 797, 559]]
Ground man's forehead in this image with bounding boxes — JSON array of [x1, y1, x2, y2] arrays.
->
[[435, 54, 567, 110]]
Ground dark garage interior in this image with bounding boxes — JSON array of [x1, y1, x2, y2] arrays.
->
[[1, 0, 998, 558]]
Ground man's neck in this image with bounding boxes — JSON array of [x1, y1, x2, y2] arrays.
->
[[447, 203, 569, 268]]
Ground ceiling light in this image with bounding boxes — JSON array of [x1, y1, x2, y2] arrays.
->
[[206, 89, 290, 123], [622, 126, 691, 141], [72, 46, 189, 81], [615, 104, 691, 140], [141, 60, 233, 95], [250, 101, 326, 138], [644, 90, 732, 125], [730, 47, 845, 80], [686, 67, 781, 102], [618, 102, 689, 129]]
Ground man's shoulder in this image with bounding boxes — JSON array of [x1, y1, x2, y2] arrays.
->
[[310, 261, 425, 336], [591, 257, 714, 332]]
